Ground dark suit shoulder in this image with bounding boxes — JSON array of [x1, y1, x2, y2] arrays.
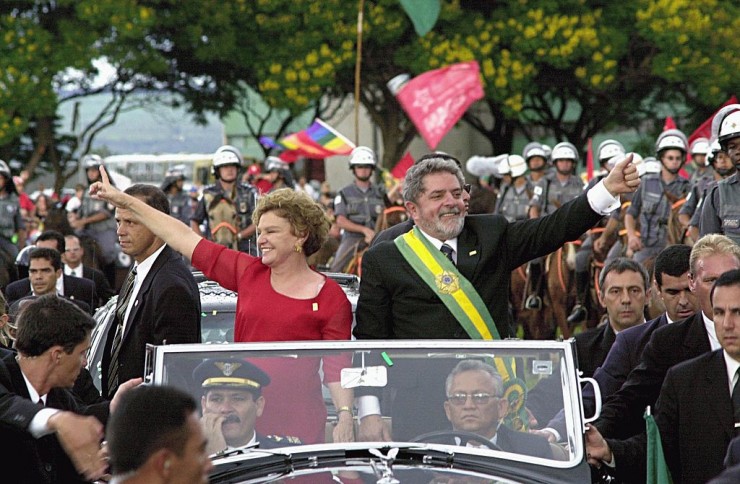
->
[[498, 425, 552, 459]]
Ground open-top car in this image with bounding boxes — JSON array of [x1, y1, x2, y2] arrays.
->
[[142, 339, 600, 483]]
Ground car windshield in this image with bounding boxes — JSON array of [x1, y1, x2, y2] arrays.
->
[[145, 340, 587, 473]]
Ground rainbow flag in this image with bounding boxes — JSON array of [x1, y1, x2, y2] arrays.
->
[[277, 119, 355, 159]]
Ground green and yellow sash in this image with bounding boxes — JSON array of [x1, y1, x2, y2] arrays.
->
[[395, 227, 529, 430]]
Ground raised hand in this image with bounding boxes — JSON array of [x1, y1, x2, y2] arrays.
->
[[603, 154, 640, 197]]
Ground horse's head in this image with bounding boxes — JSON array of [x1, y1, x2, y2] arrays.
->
[[208, 196, 239, 249]]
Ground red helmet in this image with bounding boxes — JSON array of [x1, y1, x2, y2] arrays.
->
[[247, 164, 261, 176]]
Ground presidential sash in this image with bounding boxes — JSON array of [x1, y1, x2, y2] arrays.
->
[[394, 227, 528, 430]]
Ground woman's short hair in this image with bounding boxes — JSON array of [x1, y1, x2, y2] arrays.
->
[[252, 189, 330, 256]]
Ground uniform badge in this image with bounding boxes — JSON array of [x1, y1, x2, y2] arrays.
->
[[215, 361, 242, 376], [435, 271, 460, 294], [723, 218, 740, 229], [239, 201, 247, 213]]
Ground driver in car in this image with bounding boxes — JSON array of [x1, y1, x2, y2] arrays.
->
[[443, 360, 552, 458], [193, 358, 301, 454]]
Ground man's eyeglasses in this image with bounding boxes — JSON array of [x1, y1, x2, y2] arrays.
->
[[447, 392, 497, 406]]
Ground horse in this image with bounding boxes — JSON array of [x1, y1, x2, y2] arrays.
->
[[510, 264, 555, 340], [342, 205, 409, 276], [205, 193, 240, 250]]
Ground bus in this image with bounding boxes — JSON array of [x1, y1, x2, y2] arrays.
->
[[101, 153, 215, 188]]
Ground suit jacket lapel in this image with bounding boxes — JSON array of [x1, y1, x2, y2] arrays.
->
[[685, 313, 712, 354], [705, 350, 734, 440], [122, 246, 168, 342], [456, 223, 480, 281]]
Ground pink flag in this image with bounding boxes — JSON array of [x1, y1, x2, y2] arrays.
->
[[663, 116, 676, 131], [586, 138, 594, 181], [393, 61, 484, 149]]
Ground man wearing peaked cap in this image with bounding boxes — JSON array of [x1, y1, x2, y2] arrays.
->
[[194, 358, 300, 454]]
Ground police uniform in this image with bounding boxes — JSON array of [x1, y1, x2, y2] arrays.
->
[[700, 173, 740, 244], [627, 173, 690, 262], [192, 182, 257, 255], [330, 182, 387, 272], [161, 176, 193, 225], [494, 181, 533, 222], [193, 358, 301, 451], [529, 173, 583, 215], [77, 189, 118, 265], [0, 192, 23, 260]]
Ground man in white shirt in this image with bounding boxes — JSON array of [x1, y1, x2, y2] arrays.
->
[[63, 234, 114, 306]]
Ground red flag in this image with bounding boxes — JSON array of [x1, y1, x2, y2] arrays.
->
[[391, 152, 415, 179], [394, 61, 484, 149], [687, 95, 738, 146], [586, 138, 594, 181], [663, 116, 676, 131]]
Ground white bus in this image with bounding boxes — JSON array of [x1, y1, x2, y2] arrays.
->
[[101, 153, 215, 188]]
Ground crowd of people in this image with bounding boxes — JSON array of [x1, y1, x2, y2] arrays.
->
[[1, 104, 740, 483]]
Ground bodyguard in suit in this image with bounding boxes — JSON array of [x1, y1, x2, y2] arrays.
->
[[592, 234, 740, 442], [5, 247, 95, 313], [442, 359, 552, 458], [588, 269, 740, 483], [63, 233, 115, 307], [355, 152, 640, 440], [102, 184, 201, 400], [0, 295, 137, 483]]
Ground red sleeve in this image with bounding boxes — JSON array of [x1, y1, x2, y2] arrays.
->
[[191, 238, 257, 292]]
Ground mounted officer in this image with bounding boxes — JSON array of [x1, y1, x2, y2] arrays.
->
[[0, 160, 24, 286], [160, 167, 192, 225], [191, 145, 258, 255]]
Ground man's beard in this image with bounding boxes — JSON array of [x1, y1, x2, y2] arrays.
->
[[355, 174, 372, 182], [418, 209, 465, 240], [717, 166, 736, 177]]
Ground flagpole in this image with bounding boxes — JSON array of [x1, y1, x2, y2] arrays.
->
[[354, 0, 365, 145]]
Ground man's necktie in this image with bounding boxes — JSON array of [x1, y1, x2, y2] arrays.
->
[[107, 267, 137, 397], [440, 244, 455, 264], [733, 368, 740, 435]]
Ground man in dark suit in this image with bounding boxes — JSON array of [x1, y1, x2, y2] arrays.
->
[[592, 244, 696, 399], [101, 184, 201, 399], [0, 295, 137, 483], [63, 233, 115, 307], [442, 359, 552, 459], [588, 268, 740, 483], [355, 153, 640, 440], [5, 247, 95, 313], [591, 234, 740, 443]]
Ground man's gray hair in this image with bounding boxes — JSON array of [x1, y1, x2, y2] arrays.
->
[[402, 156, 465, 204], [445, 359, 504, 397]]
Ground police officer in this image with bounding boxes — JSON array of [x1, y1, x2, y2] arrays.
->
[[688, 137, 713, 186], [525, 141, 584, 309], [0, 160, 25, 285], [700, 104, 740, 243], [191, 145, 258, 255], [570, 140, 627, 323], [625, 129, 691, 264], [71, 154, 118, 285], [494, 155, 532, 222], [264, 156, 295, 192], [523, 141, 550, 185], [193, 358, 300, 454], [160, 168, 192, 225], [685, 140, 735, 241], [330, 146, 388, 273]]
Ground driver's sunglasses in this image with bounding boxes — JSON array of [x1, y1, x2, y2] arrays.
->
[[447, 392, 496, 406], [463, 183, 471, 193]]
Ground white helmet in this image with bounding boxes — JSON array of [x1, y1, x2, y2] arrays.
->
[[655, 129, 688, 155], [508, 155, 527, 178], [465, 154, 507, 178], [551, 142, 579, 163], [81, 154, 103, 169], [348, 146, 377, 169], [597, 139, 626, 165], [522, 142, 547, 163], [265, 156, 289, 172], [642, 156, 661, 175], [0, 160, 10, 179], [690, 137, 710, 155], [213, 145, 244, 168], [715, 104, 740, 148], [541, 144, 552, 160]]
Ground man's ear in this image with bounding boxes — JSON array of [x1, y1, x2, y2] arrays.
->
[[151, 449, 174, 477], [404, 200, 419, 220], [256, 395, 266, 418]]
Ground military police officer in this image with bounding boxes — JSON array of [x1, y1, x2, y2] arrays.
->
[[71, 154, 118, 285], [264, 156, 295, 192], [625, 129, 691, 264], [160, 168, 192, 225], [0, 160, 25, 284], [193, 358, 300, 454], [191, 145, 258, 255], [494, 155, 532, 222], [700, 104, 740, 243], [330, 146, 388, 273]]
